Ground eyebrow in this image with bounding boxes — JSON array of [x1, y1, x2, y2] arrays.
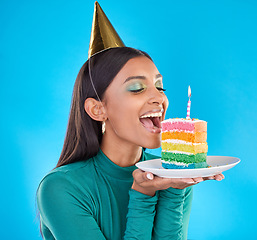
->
[[124, 74, 163, 83]]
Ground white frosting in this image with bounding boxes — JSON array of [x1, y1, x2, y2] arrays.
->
[[162, 129, 194, 134], [161, 118, 206, 123], [162, 150, 193, 155], [162, 139, 203, 145], [161, 160, 189, 167]]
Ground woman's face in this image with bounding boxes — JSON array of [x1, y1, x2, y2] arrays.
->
[[102, 56, 169, 149]]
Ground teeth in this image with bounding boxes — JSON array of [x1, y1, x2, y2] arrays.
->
[[140, 112, 162, 118]]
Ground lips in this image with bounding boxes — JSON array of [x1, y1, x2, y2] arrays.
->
[[139, 110, 163, 133]]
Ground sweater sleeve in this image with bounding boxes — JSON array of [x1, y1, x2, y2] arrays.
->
[[124, 189, 158, 240], [152, 186, 193, 240], [37, 172, 106, 240]]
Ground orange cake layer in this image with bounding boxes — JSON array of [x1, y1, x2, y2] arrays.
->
[[162, 131, 207, 143]]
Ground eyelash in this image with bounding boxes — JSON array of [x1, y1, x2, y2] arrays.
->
[[156, 87, 166, 92]]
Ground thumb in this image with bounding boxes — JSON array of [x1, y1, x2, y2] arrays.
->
[[145, 172, 154, 180], [133, 169, 154, 183]]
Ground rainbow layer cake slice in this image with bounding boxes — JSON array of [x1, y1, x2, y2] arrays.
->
[[161, 118, 208, 169]]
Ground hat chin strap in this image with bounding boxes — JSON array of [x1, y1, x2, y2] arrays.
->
[[88, 57, 118, 136]]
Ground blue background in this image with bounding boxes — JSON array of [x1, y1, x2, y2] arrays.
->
[[1, 0, 256, 239]]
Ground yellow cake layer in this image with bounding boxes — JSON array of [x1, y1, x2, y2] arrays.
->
[[162, 131, 207, 143], [161, 141, 208, 154]]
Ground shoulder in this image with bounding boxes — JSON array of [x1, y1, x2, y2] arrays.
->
[[38, 160, 89, 184], [37, 159, 95, 201], [36, 160, 99, 222]]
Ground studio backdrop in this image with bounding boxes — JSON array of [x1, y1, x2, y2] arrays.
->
[[1, 0, 256, 239]]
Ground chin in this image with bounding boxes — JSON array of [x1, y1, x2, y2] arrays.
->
[[142, 140, 161, 149]]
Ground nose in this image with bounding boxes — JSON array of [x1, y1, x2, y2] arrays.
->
[[147, 86, 167, 106]]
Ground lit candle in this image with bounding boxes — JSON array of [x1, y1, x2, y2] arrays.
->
[[186, 86, 191, 119]]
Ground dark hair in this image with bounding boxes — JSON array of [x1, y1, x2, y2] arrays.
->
[[56, 47, 152, 168]]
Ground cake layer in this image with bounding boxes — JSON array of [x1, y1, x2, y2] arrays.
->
[[162, 119, 207, 133], [161, 152, 207, 164], [162, 131, 207, 143], [161, 141, 208, 154], [161, 161, 209, 169]]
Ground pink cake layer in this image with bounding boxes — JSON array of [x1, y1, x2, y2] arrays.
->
[[162, 119, 207, 133]]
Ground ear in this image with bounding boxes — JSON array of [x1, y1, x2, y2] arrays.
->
[[84, 98, 107, 121]]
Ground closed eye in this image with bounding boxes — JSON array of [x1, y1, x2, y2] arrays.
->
[[129, 88, 145, 93]]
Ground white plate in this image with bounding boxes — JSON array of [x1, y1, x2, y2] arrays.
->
[[136, 156, 240, 178]]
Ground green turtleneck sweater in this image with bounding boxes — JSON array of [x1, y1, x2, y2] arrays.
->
[[37, 149, 193, 240]]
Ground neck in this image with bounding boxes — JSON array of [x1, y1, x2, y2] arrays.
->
[[100, 131, 143, 167]]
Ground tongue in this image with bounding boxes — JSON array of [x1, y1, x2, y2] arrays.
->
[[140, 118, 154, 128]]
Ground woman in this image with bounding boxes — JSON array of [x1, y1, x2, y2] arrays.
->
[[37, 47, 224, 240]]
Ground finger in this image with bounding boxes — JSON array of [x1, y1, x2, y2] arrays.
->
[[192, 177, 204, 183], [173, 178, 198, 185], [174, 178, 199, 187], [203, 176, 215, 181], [150, 177, 197, 190], [182, 178, 198, 184], [214, 173, 224, 181]]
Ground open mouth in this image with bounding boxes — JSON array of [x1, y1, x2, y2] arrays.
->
[[139, 111, 162, 133]]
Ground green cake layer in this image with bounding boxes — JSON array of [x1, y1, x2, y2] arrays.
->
[[161, 152, 207, 164]]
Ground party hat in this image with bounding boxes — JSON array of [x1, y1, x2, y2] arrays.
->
[[88, 1, 125, 58]]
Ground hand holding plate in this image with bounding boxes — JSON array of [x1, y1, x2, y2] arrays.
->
[[132, 169, 225, 196], [132, 169, 196, 197]]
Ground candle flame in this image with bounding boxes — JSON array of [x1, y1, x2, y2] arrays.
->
[[188, 86, 191, 98]]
